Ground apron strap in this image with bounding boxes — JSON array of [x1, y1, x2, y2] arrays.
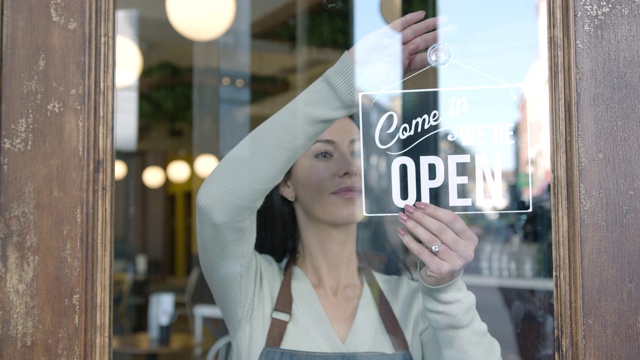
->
[[265, 260, 294, 348], [265, 260, 410, 352], [361, 266, 410, 352]]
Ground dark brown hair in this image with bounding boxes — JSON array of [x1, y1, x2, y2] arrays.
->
[[255, 186, 299, 262]]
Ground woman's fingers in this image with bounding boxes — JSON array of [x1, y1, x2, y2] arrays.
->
[[397, 226, 438, 261], [415, 202, 478, 246], [401, 16, 441, 44], [397, 227, 464, 286], [400, 16, 449, 73], [389, 10, 426, 32], [397, 203, 478, 285], [398, 206, 468, 264], [398, 209, 443, 250]]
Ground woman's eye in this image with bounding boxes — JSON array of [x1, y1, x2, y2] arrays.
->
[[315, 151, 333, 159], [351, 150, 361, 158]]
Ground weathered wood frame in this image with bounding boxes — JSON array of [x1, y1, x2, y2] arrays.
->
[[0, 0, 113, 358], [548, 0, 583, 358], [549, 0, 640, 358]]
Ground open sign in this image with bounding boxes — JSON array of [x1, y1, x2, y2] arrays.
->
[[358, 85, 532, 215]]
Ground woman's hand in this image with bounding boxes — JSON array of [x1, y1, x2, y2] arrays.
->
[[347, 11, 441, 89], [397, 202, 478, 287]]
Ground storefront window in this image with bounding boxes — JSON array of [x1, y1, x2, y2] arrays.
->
[[113, 1, 552, 359]]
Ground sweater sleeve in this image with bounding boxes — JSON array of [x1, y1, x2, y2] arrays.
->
[[418, 276, 502, 359], [196, 52, 358, 335]]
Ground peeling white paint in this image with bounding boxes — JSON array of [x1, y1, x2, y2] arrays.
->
[[2, 55, 45, 154], [47, 99, 63, 117], [35, 55, 46, 72], [579, 182, 590, 213], [57, 328, 67, 357], [4, 184, 40, 349], [72, 291, 80, 327], [62, 226, 72, 277], [74, 207, 81, 277], [578, 0, 640, 34], [50, 0, 77, 30], [56, 325, 79, 359]]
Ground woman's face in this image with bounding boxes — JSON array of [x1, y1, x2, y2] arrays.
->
[[279, 117, 363, 227]]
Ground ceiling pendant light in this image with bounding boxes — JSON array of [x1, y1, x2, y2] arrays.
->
[[142, 166, 167, 189], [166, 159, 192, 184], [165, 0, 237, 42], [193, 153, 219, 179], [115, 35, 144, 89]]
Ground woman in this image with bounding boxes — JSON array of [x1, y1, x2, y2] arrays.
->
[[197, 11, 501, 359]]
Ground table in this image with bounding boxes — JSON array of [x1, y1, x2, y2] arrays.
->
[[193, 304, 223, 358], [113, 331, 195, 360], [462, 274, 554, 291]]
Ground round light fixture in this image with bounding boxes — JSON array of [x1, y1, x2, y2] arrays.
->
[[142, 165, 166, 189], [193, 153, 219, 178], [165, 0, 237, 42], [114, 159, 128, 181], [380, 0, 402, 25], [166, 159, 192, 184], [115, 35, 144, 89]]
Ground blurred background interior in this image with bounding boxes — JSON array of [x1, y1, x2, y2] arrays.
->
[[112, 1, 553, 359]]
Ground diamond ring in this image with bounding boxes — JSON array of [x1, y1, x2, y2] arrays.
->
[[430, 243, 443, 254]]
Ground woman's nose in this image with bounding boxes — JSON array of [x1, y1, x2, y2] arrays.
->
[[337, 152, 361, 177]]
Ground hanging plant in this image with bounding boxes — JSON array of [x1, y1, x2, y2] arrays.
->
[[138, 62, 193, 136]]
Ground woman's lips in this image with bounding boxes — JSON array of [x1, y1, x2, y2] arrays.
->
[[332, 185, 362, 199]]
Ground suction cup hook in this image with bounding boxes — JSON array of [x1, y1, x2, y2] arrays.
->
[[426, 42, 452, 68]]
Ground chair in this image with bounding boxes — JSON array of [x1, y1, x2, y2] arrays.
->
[[173, 265, 202, 330], [206, 334, 232, 360], [113, 271, 134, 333], [193, 304, 224, 358]]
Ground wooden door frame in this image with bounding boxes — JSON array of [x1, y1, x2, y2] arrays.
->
[[0, 0, 113, 358], [548, 1, 583, 358], [548, 0, 640, 358]]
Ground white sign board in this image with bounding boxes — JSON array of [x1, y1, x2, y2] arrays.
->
[[359, 85, 532, 216]]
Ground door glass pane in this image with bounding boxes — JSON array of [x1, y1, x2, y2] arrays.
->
[[113, 1, 552, 359]]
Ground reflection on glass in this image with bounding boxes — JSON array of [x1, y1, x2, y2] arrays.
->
[[166, 159, 192, 184], [113, 1, 552, 359], [141, 165, 167, 189], [114, 159, 129, 181], [115, 35, 144, 89], [165, 0, 237, 42], [193, 153, 219, 179]]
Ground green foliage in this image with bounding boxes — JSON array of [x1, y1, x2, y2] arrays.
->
[[139, 62, 193, 130]]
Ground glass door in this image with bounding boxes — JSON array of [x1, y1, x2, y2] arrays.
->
[[112, 1, 553, 358]]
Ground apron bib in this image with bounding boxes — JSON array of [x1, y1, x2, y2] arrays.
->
[[258, 262, 413, 360]]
